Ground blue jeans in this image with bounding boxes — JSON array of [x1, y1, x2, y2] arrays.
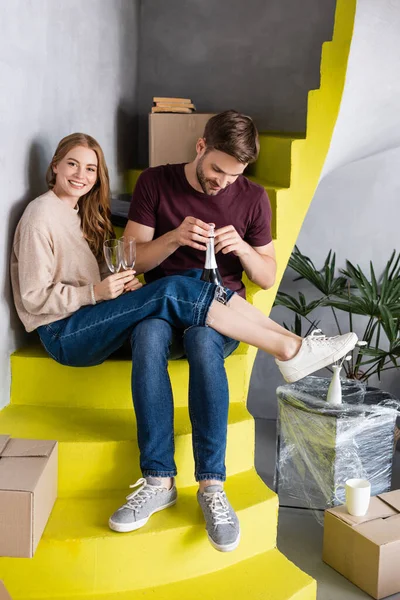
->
[[37, 275, 234, 367], [37, 273, 238, 483], [131, 269, 239, 482], [131, 320, 238, 482]]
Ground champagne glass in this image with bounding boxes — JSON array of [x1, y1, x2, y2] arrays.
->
[[118, 236, 136, 270], [103, 239, 122, 273]]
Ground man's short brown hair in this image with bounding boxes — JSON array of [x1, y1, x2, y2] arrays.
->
[[203, 110, 260, 164]]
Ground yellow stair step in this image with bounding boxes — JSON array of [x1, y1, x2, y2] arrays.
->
[[19, 549, 316, 600], [245, 177, 289, 241], [0, 403, 255, 495], [11, 345, 250, 409], [125, 168, 143, 194], [248, 133, 305, 188], [0, 470, 282, 598]]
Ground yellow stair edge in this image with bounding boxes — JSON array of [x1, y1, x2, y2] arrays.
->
[[10, 549, 316, 600], [0, 404, 255, 495], [249, 134, 306, 188], [246, 176, 289, 191], [10, 346, 250, 409], [257, 132, 306, 138], [0, 470, 280, 597], [245, 176, 288, 241], [12, 344, 250, 360]]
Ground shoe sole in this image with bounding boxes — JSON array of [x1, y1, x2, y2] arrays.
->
[[207, 531, 241, 552], [283, 333, 358, 383], [108, 499, 177, 533]]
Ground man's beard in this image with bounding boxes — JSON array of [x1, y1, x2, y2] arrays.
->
[[196, 157, 219, 196]]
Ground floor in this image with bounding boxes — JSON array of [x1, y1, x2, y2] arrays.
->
[[254, 418, 400, 600]]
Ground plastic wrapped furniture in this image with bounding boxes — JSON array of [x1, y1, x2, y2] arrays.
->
[[274, 377, 398, 515]]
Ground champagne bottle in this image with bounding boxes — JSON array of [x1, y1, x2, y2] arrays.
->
[[201, 224, 223, 285]]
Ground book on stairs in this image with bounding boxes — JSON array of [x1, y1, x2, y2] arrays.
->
[[155, 102, 196, 109], [152, 106, 193, 114], [153, 96, 192, 104]]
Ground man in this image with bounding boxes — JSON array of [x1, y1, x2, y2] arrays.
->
[[109, 110, 275, 552]]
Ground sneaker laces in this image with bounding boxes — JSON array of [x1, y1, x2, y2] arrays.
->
[[203, 490, 234, 526], [123, 477, 166, 512], [309, 329, 325, 339], [304, 329, 336, 347]]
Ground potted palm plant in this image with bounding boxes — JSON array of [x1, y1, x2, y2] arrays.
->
[[275, 246, 400, 383]]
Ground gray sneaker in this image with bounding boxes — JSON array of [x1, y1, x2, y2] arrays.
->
[[109, 477, 177, 533], [197, 485, 240, 552]]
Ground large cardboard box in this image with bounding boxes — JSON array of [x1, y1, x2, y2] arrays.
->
[[323, 490, 400, 598], [0, 436, 58, 558], [149, 113, 216, 167], [0, 581, 12, 600]]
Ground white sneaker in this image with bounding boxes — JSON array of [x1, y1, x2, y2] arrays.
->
[[276, 330, 358, 383]]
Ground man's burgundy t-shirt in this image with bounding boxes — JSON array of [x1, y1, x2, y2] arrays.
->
[[128, 164, 272, 298]]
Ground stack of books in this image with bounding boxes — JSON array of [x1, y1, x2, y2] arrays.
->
[[152, 97, 196, 114]]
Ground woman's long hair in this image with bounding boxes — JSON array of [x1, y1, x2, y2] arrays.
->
[[46, 133, 114, 260]]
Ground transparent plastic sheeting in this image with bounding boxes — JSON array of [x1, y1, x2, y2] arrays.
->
[[274, 377, 399, 523]]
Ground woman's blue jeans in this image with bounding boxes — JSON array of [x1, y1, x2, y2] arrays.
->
[[37, 274, 237, 481]]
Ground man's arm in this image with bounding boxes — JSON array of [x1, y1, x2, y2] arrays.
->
[[124, 219, 177, 274], [124, 216, 212, 276], [239, 241, 276, 289], [214, 225, 276, 289]]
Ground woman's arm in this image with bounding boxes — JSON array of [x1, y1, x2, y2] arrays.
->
[[14, 225, 94, 316]]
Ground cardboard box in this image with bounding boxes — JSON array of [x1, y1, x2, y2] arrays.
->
[[149, 113, 216, 167], [0, 435, 58, 558], [0, 581, 12, 600], [323, 490, 400, 598]]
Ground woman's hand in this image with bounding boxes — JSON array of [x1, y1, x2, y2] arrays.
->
[[124, 275, 143, 292], [94, 270, 137, 302]]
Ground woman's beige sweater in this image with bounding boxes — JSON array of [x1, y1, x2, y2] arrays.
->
[[11, 190, 101, 332]]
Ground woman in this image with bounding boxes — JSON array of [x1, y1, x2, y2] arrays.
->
[[11, 132, 357, 383]]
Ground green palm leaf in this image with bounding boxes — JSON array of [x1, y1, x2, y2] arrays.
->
[[279, 247, 400, 382], [288, 246, 347, 296], [274, 291, 322, 316]]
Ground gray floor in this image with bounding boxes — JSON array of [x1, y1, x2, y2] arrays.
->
[[254, 418, 400, 600]]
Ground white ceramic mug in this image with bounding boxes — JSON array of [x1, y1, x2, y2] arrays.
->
[[335, 478, 371, 516]]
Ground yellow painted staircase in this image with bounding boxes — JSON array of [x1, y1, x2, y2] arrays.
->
[[0, 364, 315, 599], [0, 1, 356, 597]]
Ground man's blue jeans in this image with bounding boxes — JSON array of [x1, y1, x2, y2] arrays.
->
[[131, 319, 239, 482], [130, 269, 239, 482]]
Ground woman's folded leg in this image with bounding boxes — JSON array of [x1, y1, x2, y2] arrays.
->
[[37, 276, 231, 366]]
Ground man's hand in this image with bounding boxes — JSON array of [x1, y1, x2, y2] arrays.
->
[[214, 225, 248, 258], [173, 217, 211, 251]]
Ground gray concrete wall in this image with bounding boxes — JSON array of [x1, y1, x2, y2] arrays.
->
[[249, 0, 400, 420], [0, 0, 139, 408], [136, 0, 336, 165]]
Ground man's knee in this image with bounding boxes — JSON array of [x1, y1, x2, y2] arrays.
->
[[183, 326, 225, 360], [131, 319, 173, 352]]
